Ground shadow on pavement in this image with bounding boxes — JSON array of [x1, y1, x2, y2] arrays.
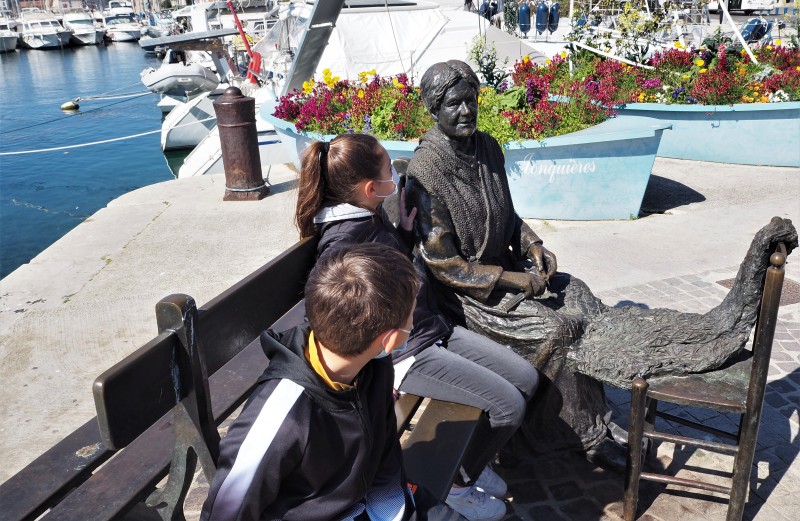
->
[[639, 174, 706, 216]]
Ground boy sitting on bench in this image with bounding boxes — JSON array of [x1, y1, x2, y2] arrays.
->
[[201, 243, 465, 521]]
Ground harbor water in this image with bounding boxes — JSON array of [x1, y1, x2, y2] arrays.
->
[[0, 43, 176, 279]]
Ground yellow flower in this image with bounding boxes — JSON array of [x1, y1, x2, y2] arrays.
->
[[699, 68, 707, 74], [545, 59, 551, 65], [673, 41, 684, 49], [522, 56, 530, 64], [302, 79, 315, 94], [695, 59, 705, 67], [738, 67, 746, 75], [760, 96, 769, 103], [796, 66, 800, 72], [357, 89, 365, 99], [478, 95, 482, 104], [560, 51, 567, 58], [681, 74, 690, 81], [775, 39, 782, 45], [765, 45, 772, 50]]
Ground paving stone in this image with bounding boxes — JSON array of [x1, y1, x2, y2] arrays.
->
[[558, 498, 605, 520], [549, 481, 585, 501], [508, 479, 550, 503], [524, 504, 570, 521]]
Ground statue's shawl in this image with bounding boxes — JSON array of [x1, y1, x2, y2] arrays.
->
[[409, 126, 516, 263]]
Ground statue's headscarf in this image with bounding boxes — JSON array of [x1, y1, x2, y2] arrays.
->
[[419, 60, 481, 117]]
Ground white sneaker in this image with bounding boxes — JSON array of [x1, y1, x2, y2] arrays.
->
[[446, 485, 506, 521], [474, 465, 507, 498]]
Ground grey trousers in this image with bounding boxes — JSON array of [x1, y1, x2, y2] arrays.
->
[[398, 326, 539, 482]]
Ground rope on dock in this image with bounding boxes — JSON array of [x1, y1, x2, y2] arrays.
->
[[1, 92, 154, 136], [0, 116, 218, 156], [74, 91, 152, 102], [0, 129, 162, 155]]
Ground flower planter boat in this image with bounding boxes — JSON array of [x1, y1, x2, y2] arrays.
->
[[614, 102, 800, 167], [264, 114, 671, 221]]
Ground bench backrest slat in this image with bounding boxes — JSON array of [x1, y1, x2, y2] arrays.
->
[[200, 237, 318, 375], [93, 237, 317, 450]]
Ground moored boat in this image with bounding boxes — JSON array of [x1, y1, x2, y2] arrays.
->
[[0, 10, 17, 52], [103, 1, 141, 41], [104, 14, 141, 41], [140, 48, 220, 97], [17, 9, 72, 49], [63, 8, 105, 45]]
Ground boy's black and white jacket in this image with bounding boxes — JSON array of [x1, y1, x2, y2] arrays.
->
[[200, 324, 411, 521]]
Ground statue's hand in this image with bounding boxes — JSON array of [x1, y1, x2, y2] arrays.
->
[[497, 270, 546, 297], [398, 187, 418, 232], [528, 243, 558, 281]]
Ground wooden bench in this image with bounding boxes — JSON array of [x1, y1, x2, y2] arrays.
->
[[0, 237, 482, 520]]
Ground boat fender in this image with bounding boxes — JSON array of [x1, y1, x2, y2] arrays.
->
[[519, 2, 531, 36], [548, 2, 560, 34], [61, 100, 79, 111], [535, 1, 549, 35]]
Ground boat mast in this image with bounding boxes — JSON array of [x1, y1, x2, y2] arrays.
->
[[281, 0, 346, 95]]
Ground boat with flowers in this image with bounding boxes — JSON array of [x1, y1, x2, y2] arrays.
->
[[264, 58, 670, 220], [524, 0, 800, 167], [607, 43, 800, 167]]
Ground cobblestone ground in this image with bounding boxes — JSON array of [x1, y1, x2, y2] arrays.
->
[[499, 265, 800, 521], [176, 266, 799, 521]]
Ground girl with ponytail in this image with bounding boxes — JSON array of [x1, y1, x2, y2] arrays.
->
[[295, 133, 539, 521]]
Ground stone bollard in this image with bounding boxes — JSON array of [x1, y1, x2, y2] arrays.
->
[[213, 86, 270, 201]]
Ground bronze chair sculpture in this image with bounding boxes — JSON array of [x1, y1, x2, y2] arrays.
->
[[623, 243, 788, 521]]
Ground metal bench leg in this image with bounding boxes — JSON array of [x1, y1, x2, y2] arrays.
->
[[624, 377, 649, 521]]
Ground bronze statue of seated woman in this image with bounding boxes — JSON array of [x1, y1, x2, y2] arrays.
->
[[404, 59, 797, 469]]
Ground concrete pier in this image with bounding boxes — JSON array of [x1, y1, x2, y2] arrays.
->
[[0, 157, 798, 520]]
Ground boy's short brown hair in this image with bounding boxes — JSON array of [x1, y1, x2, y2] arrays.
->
[[305, 243, 419, 357]]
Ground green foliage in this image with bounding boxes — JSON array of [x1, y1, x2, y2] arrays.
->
[[469, 36, 509, 90], [476, 88, 522, 145]]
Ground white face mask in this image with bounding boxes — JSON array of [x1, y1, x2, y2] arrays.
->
[[374, 326, 412, 359], [374, 165, 400, 199]]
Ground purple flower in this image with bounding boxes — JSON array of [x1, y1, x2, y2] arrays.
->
[[641, 78, 661, 89]]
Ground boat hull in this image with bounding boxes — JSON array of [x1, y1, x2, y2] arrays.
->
[[0, 34, 16, 52], [161, 91, 220, 150], [68, 28, 105, 45], [106, 29, 139, 41], [19, 30, 72, 49], [615, 102, 800, 167], [142, 63, 219, 97], [265, 115, 669, 220]]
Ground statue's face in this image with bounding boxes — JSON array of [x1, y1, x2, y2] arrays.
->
[[435, 79, 478, 140]]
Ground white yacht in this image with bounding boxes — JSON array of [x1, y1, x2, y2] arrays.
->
[[0, 10, 18, 52], [178, 0, 543, 177], [62, 8, 105, 45], [103, 1, 141, 41], [17, 9, 72, 49]]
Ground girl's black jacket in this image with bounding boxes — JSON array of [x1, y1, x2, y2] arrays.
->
[[317, 206, 452, 362]]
